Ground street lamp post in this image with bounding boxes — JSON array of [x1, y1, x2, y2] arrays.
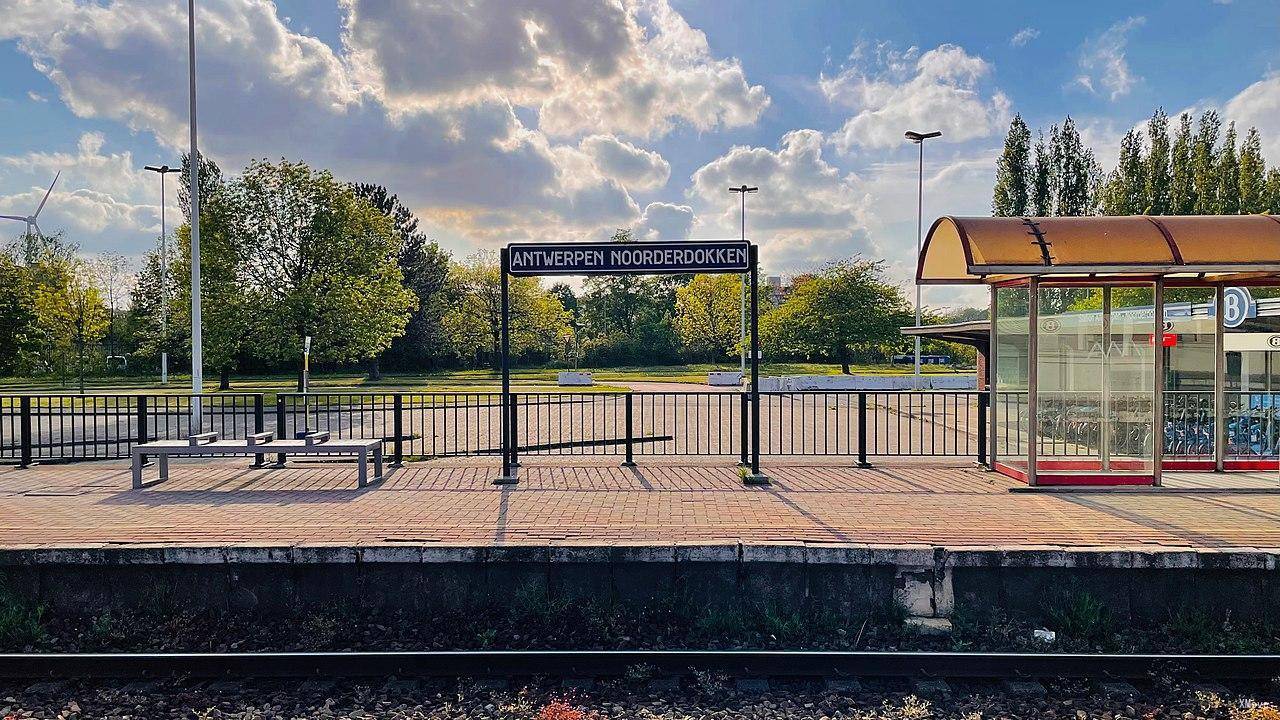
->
[[144, 164, 181, 384], [729, 184, 758, 380], [904, 130, 941, 390], [187, 0, 203, 428]]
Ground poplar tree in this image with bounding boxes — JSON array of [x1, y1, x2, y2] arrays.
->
[[1192, 110, 1221, 214], [1102, 128, 1147, 215], [992, 114, 1032, 216], [1170, 113, 1195, 214], [1215, 122, 1240, 214], [1145, 108, 1171, 214], [1266, 168, 1280, 214], [1238, 127, 1266, 214], [1054, 117, 1094, 216], [1030, 132, 1052, 216]]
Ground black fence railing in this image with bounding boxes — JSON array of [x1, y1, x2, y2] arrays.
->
[[1, 390, 988, 466]]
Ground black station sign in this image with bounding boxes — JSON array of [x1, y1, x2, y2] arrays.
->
[[506, 241, 750, 276]]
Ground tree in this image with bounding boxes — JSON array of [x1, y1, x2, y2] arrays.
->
[[1239, 127, 1266, 214], [91, 252, 133, 369], [351, 183, 452, 376], [33, 252, 108, 392], [674, 274, 741, 360], [1192, 110, 1221, 214], [1267, 168, 1280, 214], [1170, 113, 1195, 214], [127, 240, 184, 372], [221, 159, 416, 388], [574, 228, 683, 365], [992, 114, 1032, 216], [442, 250, 570, 366], [549, 283, 579, 329], [1102, 128, 1146, 215], [761, 258, 910, 374], [1052, 118, 1097, 216], [1145, 108, 1171, 214], [1215, 122, 1240, 215], [0, 250, 40, 376], [1030, 132, 1052, 216]]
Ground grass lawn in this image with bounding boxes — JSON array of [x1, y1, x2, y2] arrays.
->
[[0, 362, 972, 396]]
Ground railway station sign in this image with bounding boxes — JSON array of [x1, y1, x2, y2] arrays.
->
[[506, 240, 750, 276]]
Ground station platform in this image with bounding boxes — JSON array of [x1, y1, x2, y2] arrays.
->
[[2, 457, 1279, 625]]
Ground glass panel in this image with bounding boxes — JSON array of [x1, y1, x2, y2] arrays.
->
[[994, 285, 1029, 466], [1224, 286, 1280, 457], [1163, 288, 1216, 458], [1036, 287, 1105, 467], [1107, 286, 1155, 473]]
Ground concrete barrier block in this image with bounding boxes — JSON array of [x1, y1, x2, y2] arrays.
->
[[611, 544, 676, 563], [224, 545, 292, 564], [359, 546, 424, 564], [421, 546, 483, 564], [807, 564, 894, 618], [162, 546, 226, 565], [741, 543, 805, 564], [1131, 549, 1199, 569], [1197, 549, 1270, 570], [675, 544, 738, 563], [550, 545, 611, 564], [291, 546, 358, 564]]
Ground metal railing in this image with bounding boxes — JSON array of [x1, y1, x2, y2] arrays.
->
[[1, 390, 988, 467]]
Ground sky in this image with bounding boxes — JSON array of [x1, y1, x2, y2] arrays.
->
[[2, 0, 1280, 309]]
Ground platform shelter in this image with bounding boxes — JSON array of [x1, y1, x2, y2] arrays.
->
[[919, 215, 1280, 486]]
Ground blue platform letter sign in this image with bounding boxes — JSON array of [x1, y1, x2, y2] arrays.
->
[[1222, 286, 1256, 329]]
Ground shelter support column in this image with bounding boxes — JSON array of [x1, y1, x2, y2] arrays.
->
[[1101, 287, 1111, 472], [1214, 284, 1226, 472], [988, 285, 997, 469], [1027, 277, 1038, 487], [1153, 278, 1164, 487]]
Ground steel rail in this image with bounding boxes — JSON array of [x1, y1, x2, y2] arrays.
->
[[0, 650, 1277, 681]]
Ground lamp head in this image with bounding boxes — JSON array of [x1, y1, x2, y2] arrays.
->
[[905, 130, 943, 143], [729, 184, 759, 194]]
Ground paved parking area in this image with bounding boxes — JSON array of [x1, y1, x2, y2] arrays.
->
[[1, 457, 1278, 550]]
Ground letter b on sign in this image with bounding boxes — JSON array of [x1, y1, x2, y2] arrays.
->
[[1222, 287, 1255, 329]]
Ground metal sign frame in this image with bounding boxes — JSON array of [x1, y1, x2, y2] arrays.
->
[[495, 240, 768, 485]]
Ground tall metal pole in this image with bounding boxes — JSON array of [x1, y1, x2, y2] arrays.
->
[[187, 0, 203, 429], [914, 140, 924, 389], [160, 171, 169, 385], [494, 248, 516, 484], [739, 191, 747, 377], [745, 244, 769, 485]]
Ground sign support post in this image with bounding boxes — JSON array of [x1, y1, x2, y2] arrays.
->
[[494, 247, 517, 485], [744, 244, 770, 485]]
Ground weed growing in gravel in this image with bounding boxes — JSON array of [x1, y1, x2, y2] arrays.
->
[[1044, 589, 1114, 646], [0, 586, 44, 648]]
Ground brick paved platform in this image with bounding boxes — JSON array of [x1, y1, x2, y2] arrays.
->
[[3, 457, 1278, 551]]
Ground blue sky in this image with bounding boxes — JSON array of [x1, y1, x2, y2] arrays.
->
[[2, 0, 1279, 309]]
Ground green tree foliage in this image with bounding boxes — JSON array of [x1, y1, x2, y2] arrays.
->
[[992, 114, 1032, 216], [1030, 132, 1052, 216], [127, 240, 184, 371], [1102, 128, 1146, 215], [674, 274, 742, 360], [0, 250, 40, 375], [1267, 168, 1280, 214], [221, 159, 416, 380], [1052, 118, 1100, 216], [1238, 127, 1266, 214], [761, 258, 910, 374], [351, 183, 452, 374], [1169, 113, 1196, 214], [1191, 110, 1221, 214], [1145, 108, 1171, 214], [442, 250, 571, 367], [1215, 122, 1240, 215], [30, 246, 108, 391]]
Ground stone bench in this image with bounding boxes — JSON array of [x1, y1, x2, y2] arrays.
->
[[131, 431, 384, 489]]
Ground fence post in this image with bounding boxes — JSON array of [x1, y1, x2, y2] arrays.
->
[[622, 393, 635, 467], [857, 392, 870, 468], [136, 395, 149, 467], [19, 396, 32, 469], [509, 392, 519, 466], [976, 393, 989, 467], [739, 392, 749, 466], [393, 393, 404, 466], [253, 395, 265, 467], [275, 395, 287, 467]]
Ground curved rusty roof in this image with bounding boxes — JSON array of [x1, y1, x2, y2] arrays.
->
[[918, 215, 1280, 285]]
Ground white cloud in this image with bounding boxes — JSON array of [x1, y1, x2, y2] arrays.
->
[[820, 44, 1011, 152], [340, 0, 769, 139], [1009, 27, 1039, 47], [688, 129, 874, 271], [1073, 16, 1145, 101], [578, 135, 670, 191], [1225, 74, 1280, 161], [26, 91, 46, 102], [635, 201, 693, 240]]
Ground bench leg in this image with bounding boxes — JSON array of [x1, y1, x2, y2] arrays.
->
[[159, 454, 169, 483], [357, 450, 368, 488], [132, 453, 143, 489]]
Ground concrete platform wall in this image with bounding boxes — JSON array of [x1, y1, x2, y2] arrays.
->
[[0, 545, 1275, 623]]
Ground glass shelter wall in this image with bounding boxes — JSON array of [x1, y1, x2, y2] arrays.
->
[[994, 286, 1029, 467]]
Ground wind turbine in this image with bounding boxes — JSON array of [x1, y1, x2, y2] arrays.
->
[[0, 171, 61, 244]]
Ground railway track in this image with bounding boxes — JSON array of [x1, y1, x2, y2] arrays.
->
[[1, 650, 1278, 681]]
